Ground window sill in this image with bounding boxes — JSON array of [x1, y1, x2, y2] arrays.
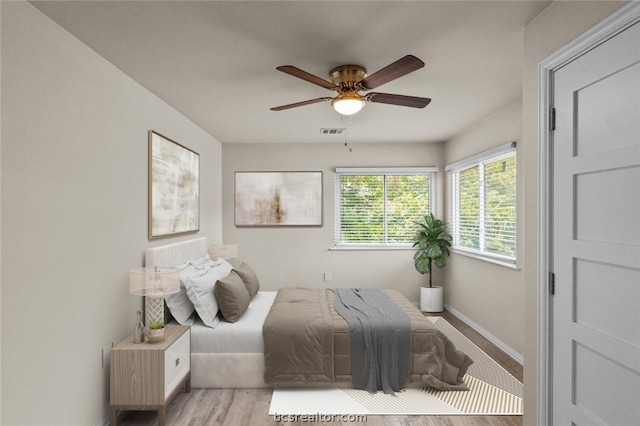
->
[[330, 245, 414, 251], [451, 247, 519, 270]]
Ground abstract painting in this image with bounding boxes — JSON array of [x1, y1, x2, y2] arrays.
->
[[235, 171, 322, 226], [149, 130, 199, 239]]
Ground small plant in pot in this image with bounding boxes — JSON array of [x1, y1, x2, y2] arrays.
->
[[145, 319, 165, 342], [412, 214, 452, 312]]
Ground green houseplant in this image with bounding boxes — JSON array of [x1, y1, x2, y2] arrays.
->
[[412, 214, 452, 311], [148, 320, 164, 330], [145, 319, 165, 342], [413, 214, 452, 286]]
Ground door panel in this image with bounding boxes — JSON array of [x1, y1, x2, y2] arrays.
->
[[575, 166, 640, 245], [552, 20, 640, 425], [574, 342, 639, 425], [576, 62, 640, 156], [574, 259, 640, 347]]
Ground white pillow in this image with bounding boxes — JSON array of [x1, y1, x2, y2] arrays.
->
[[189, 253, 212, 267], [184, 259, 233, 328], [164, 263, 204, 325], [164, 255, 220, 324]]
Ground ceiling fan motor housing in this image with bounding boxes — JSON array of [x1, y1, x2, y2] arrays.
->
[[329, 65, 367, 88]]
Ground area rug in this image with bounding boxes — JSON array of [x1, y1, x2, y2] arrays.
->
[[269, 316, 522, 416]]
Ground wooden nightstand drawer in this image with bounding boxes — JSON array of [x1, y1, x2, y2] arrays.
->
[[164, 330, 190, 399]]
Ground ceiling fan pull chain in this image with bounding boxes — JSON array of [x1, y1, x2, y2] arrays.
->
[[342, 115, 353, 152]]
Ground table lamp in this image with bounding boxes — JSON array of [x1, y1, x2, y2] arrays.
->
[[208, 243, 239, 260], [129, 266, 180, 342]]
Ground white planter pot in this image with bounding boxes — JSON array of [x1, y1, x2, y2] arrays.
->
[[145, 327, 166, 343], [420, 286, 444, 313]]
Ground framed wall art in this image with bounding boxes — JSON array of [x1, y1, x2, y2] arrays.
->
[[235, 171, 323, 226], [148, 130, 199, 239]]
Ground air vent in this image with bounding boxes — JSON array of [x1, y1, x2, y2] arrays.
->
[[320, 128, 345, 135]]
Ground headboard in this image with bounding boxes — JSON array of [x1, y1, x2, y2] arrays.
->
[[145, 237, 209, 268]]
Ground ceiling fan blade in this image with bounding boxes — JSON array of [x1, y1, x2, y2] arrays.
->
[[366, 93, 431, 108], [270, 97, 333, 111], [359, 55, 425, 90], [276, 66, 337, 90]]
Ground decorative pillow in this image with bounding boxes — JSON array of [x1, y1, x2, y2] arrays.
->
[[234, 263, 260, 298], [183, 259, 233, 328], [214, 271, 250, 323], [164, 263, 200, 325], [164, 291, 194, 325]]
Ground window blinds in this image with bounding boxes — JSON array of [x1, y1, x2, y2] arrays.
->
[[335, 167, 436, 247], [447, 143, 517, 264]]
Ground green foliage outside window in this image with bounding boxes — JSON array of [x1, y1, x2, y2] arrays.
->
[[484, 156, 516, 257], [457, 166, 480, 250], [338, 174, 432, 245], [452, 153, 516, 260]]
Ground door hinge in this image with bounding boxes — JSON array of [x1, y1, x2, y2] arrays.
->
[[550, 108, 556, 131], [549, 272, 555, 296]]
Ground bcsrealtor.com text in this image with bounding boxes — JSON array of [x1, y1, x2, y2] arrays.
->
[[272, 413, 368, 423]]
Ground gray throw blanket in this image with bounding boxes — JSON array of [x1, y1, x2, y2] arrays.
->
[[334, 288, 410, 394]]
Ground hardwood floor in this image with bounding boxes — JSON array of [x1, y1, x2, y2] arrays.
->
[[115, 311, 523, 426], [427, 311, 523, 383]]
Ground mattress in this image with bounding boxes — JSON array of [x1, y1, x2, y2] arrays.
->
[[190, 290, 276, 354]]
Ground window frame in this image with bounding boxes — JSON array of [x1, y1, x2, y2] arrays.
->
[[446, 142, 517, 267], [334, 167, 437, 249]]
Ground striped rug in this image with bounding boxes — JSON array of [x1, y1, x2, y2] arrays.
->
[[269, 316, 522, 416]]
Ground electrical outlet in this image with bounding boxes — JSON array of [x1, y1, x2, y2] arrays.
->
[[324, 272, 332, 282], [102, 345, 111, 368]]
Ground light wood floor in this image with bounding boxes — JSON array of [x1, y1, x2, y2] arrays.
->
[[115, 311, 523, 426]]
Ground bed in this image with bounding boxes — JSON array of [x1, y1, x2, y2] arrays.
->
[[145, 237, 473, 391]]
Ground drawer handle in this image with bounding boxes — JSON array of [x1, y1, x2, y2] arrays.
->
[[175, 357, 180, 367]]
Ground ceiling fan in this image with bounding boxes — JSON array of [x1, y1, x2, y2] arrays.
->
[[270, 55, 431, 116]]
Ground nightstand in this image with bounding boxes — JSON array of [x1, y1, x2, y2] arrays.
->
[[110, 325, 191, 426]]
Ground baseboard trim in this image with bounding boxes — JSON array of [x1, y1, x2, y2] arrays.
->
[[444, 304, 524, 365]]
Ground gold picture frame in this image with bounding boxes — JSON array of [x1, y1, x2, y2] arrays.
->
[[148, 130, 199, 239]]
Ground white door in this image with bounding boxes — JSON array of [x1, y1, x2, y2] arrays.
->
[[551, 20, 640, 425]]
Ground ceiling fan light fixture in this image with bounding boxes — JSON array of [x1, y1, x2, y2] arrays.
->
[[332, 94, 365, 116]]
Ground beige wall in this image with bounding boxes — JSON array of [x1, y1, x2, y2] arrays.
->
[[1, 2, 223, 424], [221, 142, 445, 302], [521, 2, 628, 425], [1, 1, 631, 425], [443, 102, 524, 358]]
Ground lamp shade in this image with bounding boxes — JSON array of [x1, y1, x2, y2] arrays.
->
[[209, 243, 239, 259], [129, 266, 180, 297]]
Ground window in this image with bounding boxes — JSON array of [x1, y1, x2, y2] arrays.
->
[[447, 142, 517, 265], [334, 167, 436, 248]]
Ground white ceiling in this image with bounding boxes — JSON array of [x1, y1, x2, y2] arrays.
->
[[30, 1, 550, 145]]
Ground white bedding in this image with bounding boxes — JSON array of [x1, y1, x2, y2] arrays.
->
[[145, 237, 276, 387], [189, 290, 276, 353]]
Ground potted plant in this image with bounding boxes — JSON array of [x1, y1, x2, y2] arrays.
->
[[145, 319, 165, 342], [412, 213, 452, 312]]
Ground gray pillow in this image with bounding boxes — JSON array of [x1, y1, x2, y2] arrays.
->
[[234, 263, 260, 298], [214, 271, 250, 322]]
